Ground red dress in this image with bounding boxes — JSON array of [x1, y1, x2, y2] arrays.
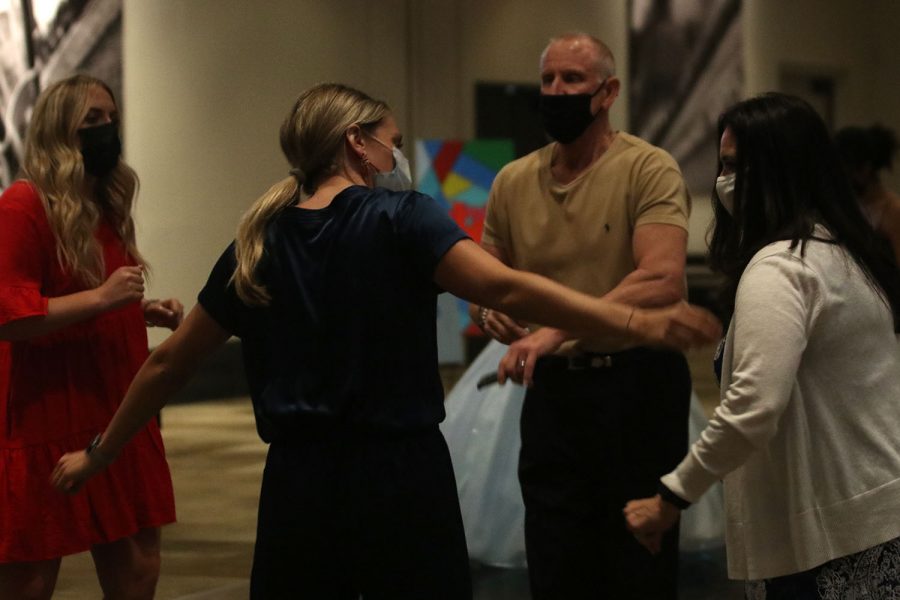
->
[[0, 181, 175, 563]]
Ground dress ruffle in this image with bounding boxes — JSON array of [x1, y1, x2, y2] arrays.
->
[[0, 285, 48, 325], [0, 425, 175, 562]]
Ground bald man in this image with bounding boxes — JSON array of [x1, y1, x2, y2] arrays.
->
[[471, 33, 691, 598]]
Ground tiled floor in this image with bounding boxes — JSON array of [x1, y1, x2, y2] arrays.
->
[[51, 345, 741, 599]]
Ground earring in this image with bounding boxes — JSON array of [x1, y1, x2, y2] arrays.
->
[[359, 153, 374, 186]]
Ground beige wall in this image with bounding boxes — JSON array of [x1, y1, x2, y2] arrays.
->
[[124, 0, 409, 344], [124, 0, 900, 345], [408, 0, 628, 138]]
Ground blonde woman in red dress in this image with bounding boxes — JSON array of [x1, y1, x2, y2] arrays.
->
[[0, 75, 182, 600]]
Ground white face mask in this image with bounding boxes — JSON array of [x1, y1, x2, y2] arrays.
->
[[366, 133, 413, 192], [374, 145, 413, 192], [716, 173, 736, 215]]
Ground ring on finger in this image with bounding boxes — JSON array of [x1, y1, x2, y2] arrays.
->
[[518, 359, 526, 368]]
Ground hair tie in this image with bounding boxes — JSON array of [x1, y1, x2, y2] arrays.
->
[[289, 167, 306, 184]]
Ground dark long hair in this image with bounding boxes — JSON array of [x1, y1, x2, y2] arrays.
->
[[709, 93, 900, 328]]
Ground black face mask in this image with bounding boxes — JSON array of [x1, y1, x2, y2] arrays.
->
[[538, 81, 606, 144], [78, 122, 121, 178]]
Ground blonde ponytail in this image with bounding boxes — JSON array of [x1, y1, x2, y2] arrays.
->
[[231, 176, 300, 305], [230, 83, 390, 306]]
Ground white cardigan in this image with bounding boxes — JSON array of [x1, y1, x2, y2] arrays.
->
[[662, 234, 900, 580]]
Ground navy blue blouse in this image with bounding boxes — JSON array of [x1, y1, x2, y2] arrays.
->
[[198, 186, 468, 442]]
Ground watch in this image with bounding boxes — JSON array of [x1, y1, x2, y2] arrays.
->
[[85, 434, 113, 466], [85, 434, 102, 454]]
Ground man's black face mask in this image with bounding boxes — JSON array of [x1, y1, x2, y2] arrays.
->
[[538, 80, 606, 144]]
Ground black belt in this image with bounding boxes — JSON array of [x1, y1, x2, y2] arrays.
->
[[538, 347, 654, 371]]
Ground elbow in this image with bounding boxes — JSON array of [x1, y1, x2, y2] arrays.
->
[[144, 343, 181, 383]]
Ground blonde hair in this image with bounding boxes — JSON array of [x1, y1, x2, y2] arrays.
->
[[21, 74, 146, 287], [232, 83, 390, 305]]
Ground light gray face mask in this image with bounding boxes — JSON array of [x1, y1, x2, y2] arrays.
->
[[716, 173, 736, 215], [367, 133, 413, 192]]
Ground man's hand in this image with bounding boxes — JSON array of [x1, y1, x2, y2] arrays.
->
[[623, 494, 681, 554], [497, 327, 567, 387]]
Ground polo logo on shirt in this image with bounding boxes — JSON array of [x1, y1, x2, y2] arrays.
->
[[604, 223, 610, 232]]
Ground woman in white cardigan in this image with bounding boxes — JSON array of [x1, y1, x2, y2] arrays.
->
[[624, 93, 900, 599]]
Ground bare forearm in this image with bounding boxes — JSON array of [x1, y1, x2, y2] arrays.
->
[[0, 289, 109, 341], [95, 345, 200, 460], [92, 305, 230, 461], [474, 269, 633, 340], [603, 268, 685, 307]]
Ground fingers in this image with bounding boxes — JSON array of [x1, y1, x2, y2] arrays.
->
[[638, 302, 723, 351], [114, 266, 145, 298], [497, 350, 520, 385], [482, 309, 530, 344], [143, 298, 184, 330], [50, 458, 79, 494], [166, 298, 185, 324], [622, 501, 663, 554], [497, 349, 533, 386], [522, 353, 536, 387], [672, 303, 722, 345]]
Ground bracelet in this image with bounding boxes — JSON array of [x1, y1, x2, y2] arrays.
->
[[477, 306, 489, 329], [625, 306, 636, 331], [657, 481, 691, 510], [85, 434, 114, 466]]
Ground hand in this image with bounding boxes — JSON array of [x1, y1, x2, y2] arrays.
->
[[97, 266, 144, 311], [478, 308, 531, 345], [623, 495, 680, 554], [50, 450, 106, 495], [143, 297, 185, 331], [629, 301, 722, 351], [497, 328, 566, 387]]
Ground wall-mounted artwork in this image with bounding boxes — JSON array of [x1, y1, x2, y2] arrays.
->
[[0, 0, 122, 192], [416, 138, 515, 363], [629, 0, 742, 199]]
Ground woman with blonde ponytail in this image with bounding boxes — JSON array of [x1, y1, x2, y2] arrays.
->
[[52, 82, 719, 599], [0, 74, 182, 599]]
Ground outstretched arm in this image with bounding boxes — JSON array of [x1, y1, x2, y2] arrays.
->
[[467, 242, 531, 344], [469, 224, 689, 384], [435, 239, 719, 351], [52, 304, 231, 493]]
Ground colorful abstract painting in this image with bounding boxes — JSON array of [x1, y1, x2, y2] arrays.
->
[[416, 139, 515, 361]]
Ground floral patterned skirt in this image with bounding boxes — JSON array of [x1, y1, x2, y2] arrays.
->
[[745, 536, 900, 599]]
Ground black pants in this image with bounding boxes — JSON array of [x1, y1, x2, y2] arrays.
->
[[250, 425, 472, 599], [519, 348, 691, 599]]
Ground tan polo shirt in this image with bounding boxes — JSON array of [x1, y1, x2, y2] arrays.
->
[[482, 131, 690, 352]]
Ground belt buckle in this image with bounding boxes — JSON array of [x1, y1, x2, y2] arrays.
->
[[589, 355, 613, 368], [566, 355, 613, 370]]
